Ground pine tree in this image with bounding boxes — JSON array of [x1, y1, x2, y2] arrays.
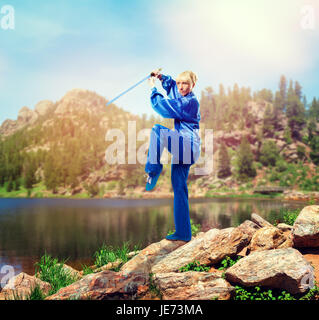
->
[[309, 98, 319, 121], [217, 142, 231, 179], [279, 75, 287, 111], [286, 82, 306, 140], [294, 81, 302, 100], [259, 141, 280, 166], [6, 176, 13, 192], [219, 84, 225, 97], [310, 136, 319, 165], [43, 155, 59, 192], [262, 104, 276, 137], [236, 136, 256, 181], [14, 178, 20, 191], [24, 161, 37, 190]]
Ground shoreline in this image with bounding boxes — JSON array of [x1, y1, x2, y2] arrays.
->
[[0, 192, 318, 204]]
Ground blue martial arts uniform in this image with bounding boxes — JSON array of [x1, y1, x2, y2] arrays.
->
[[145, 74, 201, 241]]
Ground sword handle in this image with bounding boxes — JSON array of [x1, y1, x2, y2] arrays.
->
[[150, 68, 162, 77]]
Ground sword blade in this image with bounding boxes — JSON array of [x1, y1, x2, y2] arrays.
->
[[106, 74, 151, 106]]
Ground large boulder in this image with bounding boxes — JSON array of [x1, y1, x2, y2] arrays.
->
[[225, 248, 314, 294], [251, 213, 273, 228], [249, 226, 293, 252], [236, 220, 260, 240], [46, 270, 148, 300], [55, 89, 107, 116], [0, 272, 51, 300], [35, 100, 54, 116], [120, 239, 186, 274], [17, 106, 38, 125], [151, 227, 249, 274], [293, 205, 319, 248], [153, 271, 234, 300]]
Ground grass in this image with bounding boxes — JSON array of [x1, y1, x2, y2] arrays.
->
[[34, 253, 79, 296], [8, 284, 47, 300], [148, 273, 162, 299], [93, 241, 140, 271], [281, 208, 300, 226]]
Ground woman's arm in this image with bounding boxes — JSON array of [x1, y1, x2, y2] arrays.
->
[[150, 88, 199, 122], [159, 74, 176, 96]]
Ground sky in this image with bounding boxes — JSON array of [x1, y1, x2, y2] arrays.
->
[[0, 0, 319, 124]]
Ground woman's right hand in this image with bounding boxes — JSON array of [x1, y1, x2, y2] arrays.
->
[[150, 68, 162, 79]]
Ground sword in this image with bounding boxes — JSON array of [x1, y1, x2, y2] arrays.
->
[[106, 68, 162, 106]]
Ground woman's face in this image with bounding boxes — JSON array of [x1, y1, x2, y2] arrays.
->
[[176, 76, 193, 96]]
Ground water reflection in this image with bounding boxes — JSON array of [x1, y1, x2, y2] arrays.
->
[[0, 198, 306, 276]]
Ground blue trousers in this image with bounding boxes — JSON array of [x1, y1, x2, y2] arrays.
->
[[145, 124, 193, 239]]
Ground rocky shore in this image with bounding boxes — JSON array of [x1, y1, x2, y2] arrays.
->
[[1, 205, 319, 300]]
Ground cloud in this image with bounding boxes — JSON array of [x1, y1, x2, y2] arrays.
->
[[157, 0, 319, 85], [16, 15, 78, 51]]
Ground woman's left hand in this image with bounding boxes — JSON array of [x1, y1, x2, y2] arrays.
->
[[148, 76, 156, 88]]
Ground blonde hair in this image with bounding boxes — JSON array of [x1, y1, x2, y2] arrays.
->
[[177, 70, 198, 87]]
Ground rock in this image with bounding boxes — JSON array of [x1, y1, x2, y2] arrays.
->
[[293, 205, 319, 248], [277, 223, 293, 231], [237, 220, 260, 240], [55, 89, 107, 116], [79, 260, 122, 277], [151, 227, 249, 274], [46, 270, 148, 300], [225, 248, 314, 294], [120, 239, 186, 274], [60, 264, 82, 280], [71, 186, 84, 195], [0, 106, 39, 137], [153, 271, 234, 300], [251, 213, 273, 228], [249, 227, 292, 252], [0, 119, 17, 136], [34, 100, 54, 116], [18, 106, 38, 125], [1, 272, 51, 300], [127, 250, 140, 258], [284, 192, 319, 202]]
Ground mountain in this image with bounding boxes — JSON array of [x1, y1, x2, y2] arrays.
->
[[0, 81, 318, 199]]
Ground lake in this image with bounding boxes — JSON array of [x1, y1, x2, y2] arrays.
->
[[0, 197, 306, 278]]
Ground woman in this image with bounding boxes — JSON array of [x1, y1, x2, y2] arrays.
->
[[145, 69, 201, 242]]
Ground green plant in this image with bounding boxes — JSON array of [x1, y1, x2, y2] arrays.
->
[[81, 264, 95, 276], [259, 140, 280, 167], [149, 273, 162, 299], [233, 286, 295, 300], [282, 208, 300, 226], [179, 260, 210, 272], [34, 253, 78, 295], [300, 284, 319, 300], [9, 284, 46, 300], [93, 242, 134, 270], [217, 256, 241, 270], [27, 284, 46, 300], [105, 181, 117, 191]]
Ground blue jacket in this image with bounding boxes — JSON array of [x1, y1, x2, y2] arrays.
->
[[150, 74, 201, 162]]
